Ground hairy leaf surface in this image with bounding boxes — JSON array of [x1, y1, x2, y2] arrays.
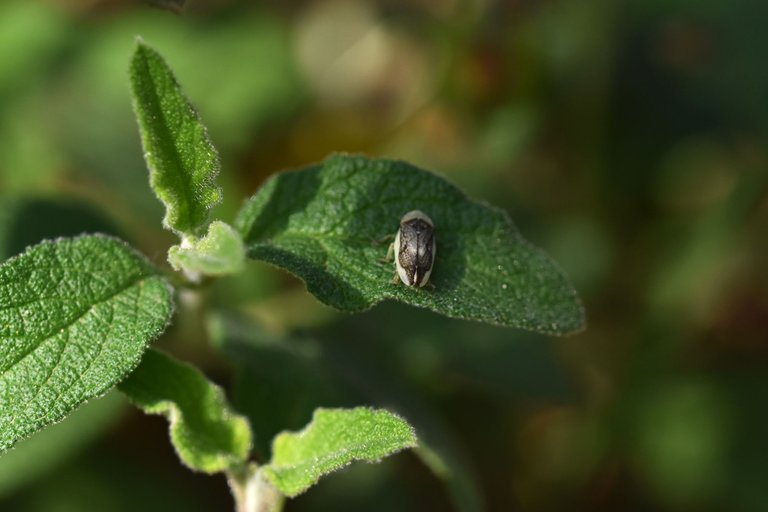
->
[[130, 40, 221, 236], [168, 220, 245, 277], [263, 407, 416, 497], [0, 235, 172, 453], [236, 154, 584, 334], [119, 349, 252, 473]]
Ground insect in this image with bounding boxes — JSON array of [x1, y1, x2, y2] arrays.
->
[[384, 210, 436, 287]]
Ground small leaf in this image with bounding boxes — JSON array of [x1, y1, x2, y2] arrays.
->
[[263, 407, 417, 497], [118, 349, 252, 474], [168, 220, 245, 277], [130, 40, 221, 236], [236, 154, 585, 334], [0, 235, 173, 453]]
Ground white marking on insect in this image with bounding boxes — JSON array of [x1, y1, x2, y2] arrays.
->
[[390, 210, 435, 287]]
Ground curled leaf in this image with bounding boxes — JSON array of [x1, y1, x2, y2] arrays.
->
[[263, 407, 417, 497], [119, 349, 252, 474]]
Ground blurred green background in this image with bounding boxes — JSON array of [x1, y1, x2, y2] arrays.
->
[[1, 0, 767, 511]]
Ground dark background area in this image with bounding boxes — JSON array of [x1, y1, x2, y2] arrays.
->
[[0, 0, 767, 511]]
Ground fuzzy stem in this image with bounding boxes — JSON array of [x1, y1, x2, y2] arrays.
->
[[227, 464, 284, 512]]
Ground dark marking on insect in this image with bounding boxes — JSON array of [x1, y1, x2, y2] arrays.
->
[[387, 210, 435, 287]]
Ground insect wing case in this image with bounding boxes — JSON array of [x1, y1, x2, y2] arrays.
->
[[395, 210, 435, 287]]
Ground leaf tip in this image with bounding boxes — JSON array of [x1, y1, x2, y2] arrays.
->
[[130, 37, 153, 65]]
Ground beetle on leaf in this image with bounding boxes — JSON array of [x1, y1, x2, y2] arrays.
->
[[382, 210, 436, 288]]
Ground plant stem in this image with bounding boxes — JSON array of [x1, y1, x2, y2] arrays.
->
[[227, 464, 284, 512]]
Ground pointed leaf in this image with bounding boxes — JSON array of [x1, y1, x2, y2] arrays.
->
[[263, 407, 417, 497], [168, 220, 245, 277], [130, 40, 221, 236], [236, 154, 585, 334], [0, 235, 173, 453], [119, 349, 252, 474]]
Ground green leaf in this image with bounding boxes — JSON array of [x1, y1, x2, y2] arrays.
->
[[235, 154, 585, 334], [130, 40, 221, 236], [118, 349, 252, 474], [168, 220, 245, 277], [263, 407, 417, 497], [0, 235, 173, 453]]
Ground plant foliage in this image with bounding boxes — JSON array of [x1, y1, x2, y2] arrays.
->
[[236, 154, 585, 334], [0, 235, 172, 453]]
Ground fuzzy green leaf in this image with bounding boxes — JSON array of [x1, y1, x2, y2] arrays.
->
[[168, 220, 245, 277], [236, 154, 585, 334], [130, 40, 221, 236], [118, 349, 252, 474], [0, 235, 173, 453], [263, 407, 417, 497]]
